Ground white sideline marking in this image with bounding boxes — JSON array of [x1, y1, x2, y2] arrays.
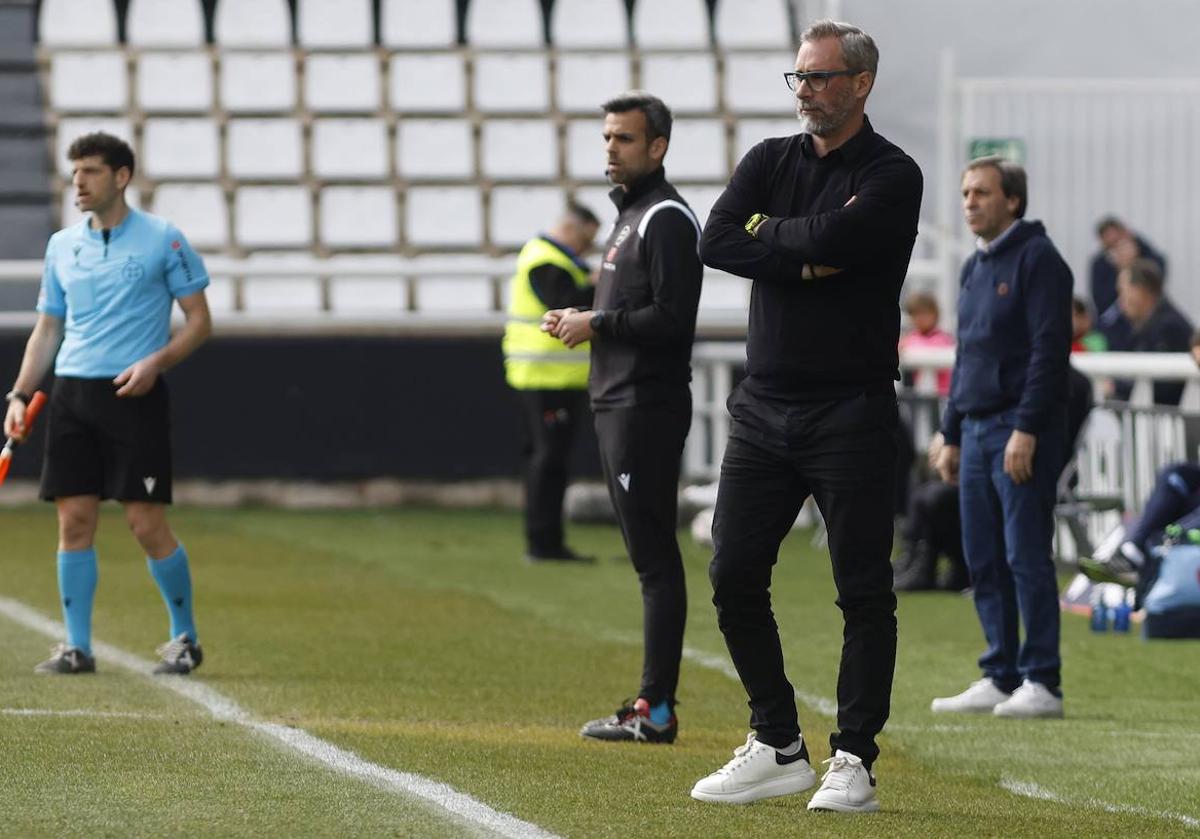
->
[[0, 596, 559, 839], [682, 644, 838, 717], [1001, 777, 1200, 830], [2, 707, 166, 720]]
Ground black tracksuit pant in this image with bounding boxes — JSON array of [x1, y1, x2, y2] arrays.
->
[[594, 399, 691, 707], [710, 383, 898, 769], [518, 389, 587, 555]]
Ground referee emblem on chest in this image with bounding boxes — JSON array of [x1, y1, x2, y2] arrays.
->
[[122, 256, 144, 282]]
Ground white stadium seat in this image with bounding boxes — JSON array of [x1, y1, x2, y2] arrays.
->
[[389, 54, 466, 113], [723, 53, 797, 114], [226, 119, 304, 179], [202, 277, 236, 312], [50, 52, 127, 112], [297, 0, 373, 48], [320, 187, 397, 247], [126, 0, 204, 47], [551, 0, 627, 48], [666, 119, 727, 180], [242, 278, 324, 312], [395, 119, 474, 180], [311, 119, 390, 179], [640, 53, 717, 113], [150, 184, 229, 250], [219, 52, 296, 112], [713, 0, 791, 48], [38, 0, 117, 45], [555, 53, 630, 113], [406, 186, 483, 246], [61, 185, 140, 228], [330, 277, 407, 312], [489, 186, 566, 247], [305, 54, 381, 112], [214, 0, 291, 46], [381, 0, 456, 47], [55, 117, 133, 177], [235, 186, 314, 248], [698, 273, 750, 311], [677, 183, 725, 227], [465, 0, 543, 47], [571, 185, 618, 237], [564, 119, 606, 181], [734, 118, 799, 160], [633, 0, 710, 47], [137, 53, 213, 113], [414, 277, 493, 313], [480, 120, 557, 179], [142, 118, 220, 178], [473, 53, 549, 113]]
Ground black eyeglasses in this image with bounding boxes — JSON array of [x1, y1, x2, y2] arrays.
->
[[783, 69, 860, 92]]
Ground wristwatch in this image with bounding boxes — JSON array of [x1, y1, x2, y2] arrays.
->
[[4, 390, 29, 406], [589, 310, 605, 333], [744, 213, 770, 238]]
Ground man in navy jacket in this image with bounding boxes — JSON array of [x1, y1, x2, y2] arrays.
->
[[933, 156, 1073, 719]]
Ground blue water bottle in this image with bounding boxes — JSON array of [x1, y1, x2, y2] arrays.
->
[[1089, 587, 1109, 632], [1112, 601, 1131, 633]]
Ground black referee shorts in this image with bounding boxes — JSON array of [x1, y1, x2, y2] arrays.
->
[[40, 376, 173, 503]]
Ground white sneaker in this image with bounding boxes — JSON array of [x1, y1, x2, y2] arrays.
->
[[806, 750, 879, 813], [690, 733, 816, 804], [930, 677, 1011, 713], [993, 680, 1064, 719]]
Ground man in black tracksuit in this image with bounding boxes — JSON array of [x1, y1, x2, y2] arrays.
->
[[545, 92, 702, 744], [689, 22, 921, 812]]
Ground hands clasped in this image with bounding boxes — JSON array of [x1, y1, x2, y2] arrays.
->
[[542, 308, 594, 349]]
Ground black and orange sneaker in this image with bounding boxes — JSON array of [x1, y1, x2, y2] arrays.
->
[[579, 697, 677, 743]]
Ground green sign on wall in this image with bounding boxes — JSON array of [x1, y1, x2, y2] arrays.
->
[[967, 138, 1026, 164]]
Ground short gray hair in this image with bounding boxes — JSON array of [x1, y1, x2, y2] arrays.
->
[[602, 90, 673, 143], [964, 155, 1028, 219], [800, 19, 879, 75]]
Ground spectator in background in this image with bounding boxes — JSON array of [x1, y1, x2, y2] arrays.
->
[[898, 290, 955, 395], [502, 202, 601, 563], [1091, 217, 1166, 351], [1071, 296, 1107, 353], [1112, 258, 1193, 406]]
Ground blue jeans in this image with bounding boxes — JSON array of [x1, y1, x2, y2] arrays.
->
[[959, 410, 1065, 693]]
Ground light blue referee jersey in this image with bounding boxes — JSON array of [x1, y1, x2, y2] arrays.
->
[[37, 207, 210, 378]]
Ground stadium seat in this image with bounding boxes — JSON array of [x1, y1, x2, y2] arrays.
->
[[234, 186, 314, 248], [698, 273, 750, 311], [242, 277, 324, 312], [640, 53, 718, 113], [219, 52, 296, 112], [661, 118, 726, 180], [330, 276, 407, 312], [395, 119, 474, 180], [319, 187, 397, 247], [489, 186, 566, 247], [734, 118, 799, 160], [305, 54, 381, 112], [380, 0, 456, 47], [126, 0, 205, 47], [55, 117, 133, 177], [480, 120, 557, 179], [570, 185, 618, 236], [38, 0, 117, 46], [414, 276, 494, 313], [202, 277, 236, 312], [389, 54, 466, 113], [473, 53, 549, 113], [150, 183, 229, 250], [465, 0, 543, 47], [550, 0, 627, 47], [406, 186, 483, 246], [142, 118, 220, 179], [555, 53, 630, 113], [49, 52, 127, 112], [136, 53, 213, 113], [677, 183, 725, 226], [632, 0, 710, 47], [297, 0, 373, 48], [564, 119, 605, 181], [311, 119, 390, 180], [61, 184, 140, 228], [713, 0, 791, 48], [226, 118, 304, 179], [214, 0, 291, 46], [723, 53, 796, 114]]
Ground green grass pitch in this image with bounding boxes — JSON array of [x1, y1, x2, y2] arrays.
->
[[0, 506, 1197, 837]]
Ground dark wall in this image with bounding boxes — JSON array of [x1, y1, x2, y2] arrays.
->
[[0, 334, 603, 481]]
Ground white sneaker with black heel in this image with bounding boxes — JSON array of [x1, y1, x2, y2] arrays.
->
[[807, 750, 879, 813], [690, 733, 816, 804]]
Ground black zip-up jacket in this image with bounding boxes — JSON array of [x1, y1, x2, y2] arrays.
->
[[588, 167, 703, 409], [700, 117, 922, 398]]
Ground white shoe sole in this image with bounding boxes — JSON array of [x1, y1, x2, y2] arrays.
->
[[930, 700, 1002, 714], [690, 767, 817, 805], [993, 706, 1064, 719], [807, 794, 880, 813]]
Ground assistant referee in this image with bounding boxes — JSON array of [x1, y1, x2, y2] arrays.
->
[[3, 132, 212, 675]]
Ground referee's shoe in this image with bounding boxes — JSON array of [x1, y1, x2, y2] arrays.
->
[[34, 643, 96, 674], [579, 697, 676, 743], [154, 633, 204, 675]]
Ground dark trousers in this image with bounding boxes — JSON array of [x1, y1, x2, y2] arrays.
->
[[594, 401, 691, 707], [518, 389, 587, 555], [959, 410, 1065, 693], [710, 385, 898, 768]]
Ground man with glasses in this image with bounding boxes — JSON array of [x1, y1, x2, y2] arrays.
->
[[690, 20, 922, 812]]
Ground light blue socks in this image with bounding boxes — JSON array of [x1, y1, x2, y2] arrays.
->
[[648, 700, 672, 725], [57, 548, 98, 656], [147, 544, 197, 642]]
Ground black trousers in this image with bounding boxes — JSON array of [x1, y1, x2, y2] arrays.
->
[[710, 384, 898, 768], [594, 400, 691, 707], [518, 389, 587, 555]]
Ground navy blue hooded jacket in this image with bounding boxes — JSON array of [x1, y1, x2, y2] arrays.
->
[[941, 219, 1073, 445]]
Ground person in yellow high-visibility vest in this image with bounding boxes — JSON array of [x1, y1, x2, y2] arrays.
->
[[503, 201, 601, 562]]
